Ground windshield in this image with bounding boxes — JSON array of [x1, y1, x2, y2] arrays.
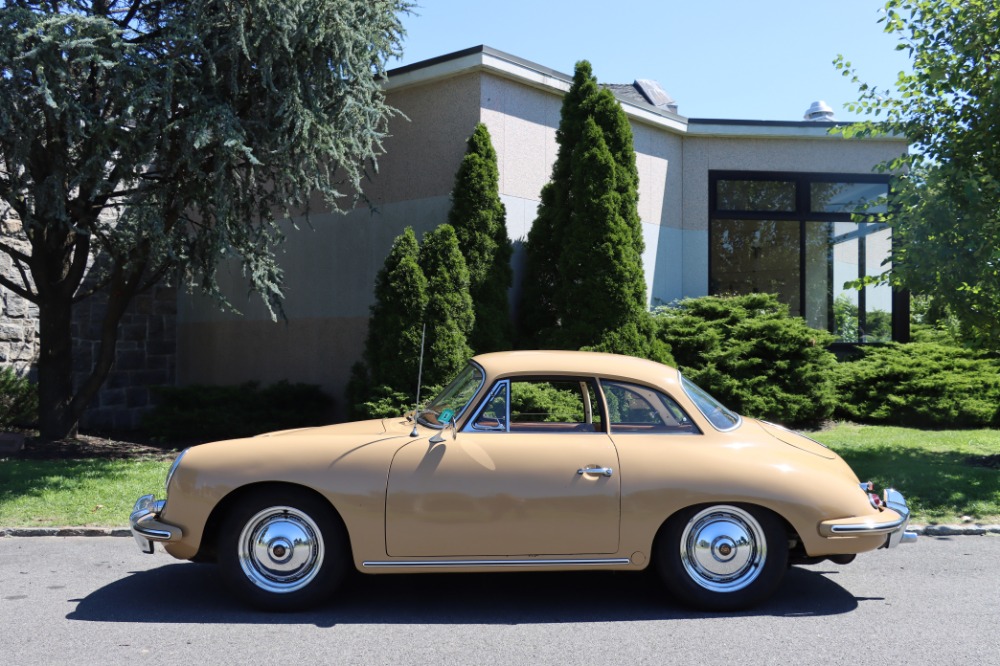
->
[[680, 375, 741, 431], [417, 363, 485, 429]]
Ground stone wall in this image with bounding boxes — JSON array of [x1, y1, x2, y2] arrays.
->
[[72, 283, 177, 431], [0, 206, 177, 432]]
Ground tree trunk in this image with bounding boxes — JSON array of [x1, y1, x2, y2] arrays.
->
[[37, 294, 79, 440]]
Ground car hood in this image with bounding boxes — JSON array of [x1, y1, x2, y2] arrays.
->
[[254, 417, 403, 439], [751, 419, 838, 460]]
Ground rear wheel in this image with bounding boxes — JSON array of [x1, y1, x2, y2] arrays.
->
[[656, 504, 787, 611], [218, 488, 347, 611]]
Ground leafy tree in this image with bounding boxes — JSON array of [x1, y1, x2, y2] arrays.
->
[[354, 227, 427, 397], [519, 60, 652, 356], [0, 0, 410, 439], [836, 0, 1000, 348], [418, 224, 474, 385], [447, 123, 513, 352]]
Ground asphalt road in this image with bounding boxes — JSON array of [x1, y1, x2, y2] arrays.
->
[[1, 535, 998, 666]]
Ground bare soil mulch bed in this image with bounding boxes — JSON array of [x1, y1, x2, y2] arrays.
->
[[6, 432, 189, 461]]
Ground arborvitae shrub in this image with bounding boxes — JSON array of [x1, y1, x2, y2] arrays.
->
[[655, 293, 838, 428], [835, 341, 1000, 428], [447, 123, 513, 352]]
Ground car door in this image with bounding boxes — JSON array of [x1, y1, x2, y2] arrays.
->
[[385, 377, 621, 557]]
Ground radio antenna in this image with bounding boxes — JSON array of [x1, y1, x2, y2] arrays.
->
[[410, 322, 427, 437]]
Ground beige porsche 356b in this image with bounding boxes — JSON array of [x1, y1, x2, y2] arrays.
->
[[131, 351, 916, 611]]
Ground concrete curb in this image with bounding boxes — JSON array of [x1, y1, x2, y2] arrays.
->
[[0, 527, 132, 537], [2, 525, 1000, 538]]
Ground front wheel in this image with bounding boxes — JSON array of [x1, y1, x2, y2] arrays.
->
[[655, 504, 787, 611], [218, 488, 347, 611]]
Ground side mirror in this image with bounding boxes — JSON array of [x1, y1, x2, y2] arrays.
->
[[429, 414, 457, 444]]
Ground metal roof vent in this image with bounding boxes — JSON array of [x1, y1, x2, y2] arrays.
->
[[635, 79, 678, 114], [804, 100, 835, 121]]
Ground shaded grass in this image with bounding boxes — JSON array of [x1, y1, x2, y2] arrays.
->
[[813, 424, 1000, 524], [0, 459, 170, 527]]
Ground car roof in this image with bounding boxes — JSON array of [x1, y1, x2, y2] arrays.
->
[[470, 350, 682, 388]]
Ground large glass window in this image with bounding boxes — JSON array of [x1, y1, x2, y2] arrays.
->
[[710, 172, 900, 343]]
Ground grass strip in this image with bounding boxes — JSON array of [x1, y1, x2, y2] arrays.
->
[[0, 459, 170, 528], [814, 424, 1000, 524]]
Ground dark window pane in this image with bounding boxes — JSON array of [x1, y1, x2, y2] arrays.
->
[[810, 182, 888, 214], [710, 219, 801, 316], [717, 180, 795, 212]]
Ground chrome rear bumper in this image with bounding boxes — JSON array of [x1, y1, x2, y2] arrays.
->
[[824, 488, 918, 548]]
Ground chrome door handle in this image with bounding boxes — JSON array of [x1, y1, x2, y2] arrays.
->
[[578, 467, 613, 477]]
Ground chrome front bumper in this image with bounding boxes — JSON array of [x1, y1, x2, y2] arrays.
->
[[822, 488, 918, 547], [129, 494, 180, 554]]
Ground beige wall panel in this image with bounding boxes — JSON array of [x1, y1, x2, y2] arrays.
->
[[179, 197, 450, 327], [177, 316, 367, 407], [366, 74, 483, 204], [480, 74, 560, 202]]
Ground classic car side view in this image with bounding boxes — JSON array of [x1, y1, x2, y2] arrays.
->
[[130, 351, 916, 611]]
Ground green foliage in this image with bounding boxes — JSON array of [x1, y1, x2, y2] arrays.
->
[[419, 224, 474, 386], [447, 123, 513, 352], [836, 0, 1000, 349], [833, 293, 891, 343], [835, 341, 1000, 428], [519, 61, 650, 356], [352, 383, 440, 420], [0, 0, 411, 438], [655, 293, 839, 428], [361, 227, 428, 392], [510, 382, 584, 423], [0, 367, 37, 428], [143, 381, 333, 440]]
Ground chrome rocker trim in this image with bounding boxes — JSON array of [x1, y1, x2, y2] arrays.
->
[[363, 558, 632, 569]]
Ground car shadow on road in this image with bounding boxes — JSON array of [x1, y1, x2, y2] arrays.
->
[[67, 563, 863, 626]]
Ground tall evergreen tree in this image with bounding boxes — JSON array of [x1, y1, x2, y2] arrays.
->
[[554, 117, 646, 349], [518, 62, 601, 345], [361, 227, 428, 392], [519, 60, 653, 356], [419, 224, 474, 385], [447, 123, 513, 352]]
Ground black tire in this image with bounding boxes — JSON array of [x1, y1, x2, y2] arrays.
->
[[655, 504, 788, 612], [217, 487, 347, 611]]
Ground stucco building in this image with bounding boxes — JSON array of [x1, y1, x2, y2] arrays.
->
[[0, 46, 908, 425], [176, 46, 906, 408]]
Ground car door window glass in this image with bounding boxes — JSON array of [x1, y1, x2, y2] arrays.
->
[[602, 381, 700, 434], [470, 377, 603, 433]]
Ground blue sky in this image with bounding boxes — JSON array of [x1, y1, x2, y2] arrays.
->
[[392, 0, 912, 122]]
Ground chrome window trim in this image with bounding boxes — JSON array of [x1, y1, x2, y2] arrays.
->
[[464, 379, 510, 433], [679, 374, 742, 432]]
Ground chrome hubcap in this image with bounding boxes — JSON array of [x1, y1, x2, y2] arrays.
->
[[238, 506, 324, 593], [680, 506, 766, 592]]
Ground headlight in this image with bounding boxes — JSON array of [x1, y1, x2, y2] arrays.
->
[[165, 449, 188, 493]]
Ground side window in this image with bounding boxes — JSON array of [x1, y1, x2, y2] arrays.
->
[[470, 377, 602, 433], [471, 380, 508, 431], [602, 381, 700, 434]]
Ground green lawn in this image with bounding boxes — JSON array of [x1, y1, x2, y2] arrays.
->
[[0, 458, 170, 528], [813, 423, 1000, 525], [1, 424, 998, 527]]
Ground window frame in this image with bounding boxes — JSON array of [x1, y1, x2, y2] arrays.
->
[[709, 170, 908, 344]]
